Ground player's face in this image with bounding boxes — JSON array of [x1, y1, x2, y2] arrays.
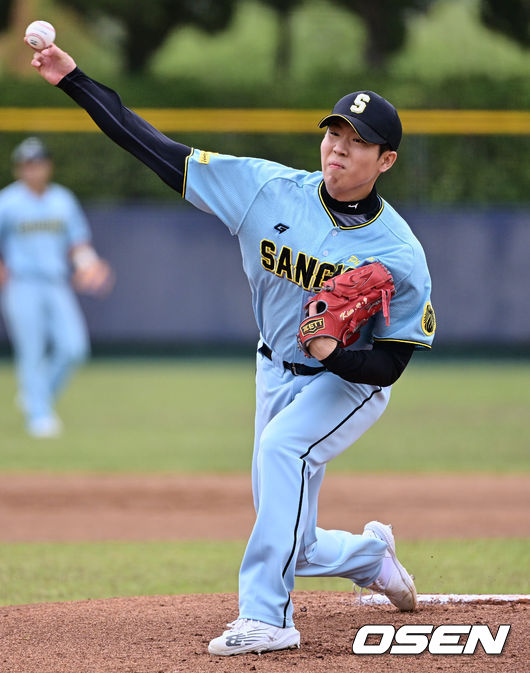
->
[[320, 119, 396, 202], [15, 159, 53, 194]]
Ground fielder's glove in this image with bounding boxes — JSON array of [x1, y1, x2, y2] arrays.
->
[[297, 261, 395, 356]]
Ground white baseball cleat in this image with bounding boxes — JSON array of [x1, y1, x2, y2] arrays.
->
[[27, 415, 62, 438], [208, 618, 300, 656], [362, 520, 418, 611]]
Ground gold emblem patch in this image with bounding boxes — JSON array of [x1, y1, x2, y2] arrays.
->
[[198, 150, 219, 165], [301, 317, 325, 336], [421, 302, 436, 336]]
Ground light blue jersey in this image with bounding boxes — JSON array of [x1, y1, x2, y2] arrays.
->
[[0, 180, 90, 279], [184, 151, 435, 363], [0, 179, 90, 432], [184, 150, 435, 628]]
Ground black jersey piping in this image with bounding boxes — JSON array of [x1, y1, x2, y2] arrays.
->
[[280, 385, 384, 626], [280, 459, 307, 627]]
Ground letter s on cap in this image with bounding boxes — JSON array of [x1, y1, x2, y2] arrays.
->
[[350, 93, 371, 114]]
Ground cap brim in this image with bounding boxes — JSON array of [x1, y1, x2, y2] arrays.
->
[[15, 156, 50, 163], [13, 153, 51, 164], [318, 114, 387, 145]]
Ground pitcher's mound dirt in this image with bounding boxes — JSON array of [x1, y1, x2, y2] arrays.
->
[[1, 592, 527, 673], [1, 474, 528, 671]]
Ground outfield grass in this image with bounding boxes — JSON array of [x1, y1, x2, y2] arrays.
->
[[0, 538, 527, 607], [0, 358, 528, 473]]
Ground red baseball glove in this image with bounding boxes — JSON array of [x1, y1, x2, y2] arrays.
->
[[297, 262, 395, 356]]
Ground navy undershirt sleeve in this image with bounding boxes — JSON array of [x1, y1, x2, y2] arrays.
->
[[57, 68, 191, 194], [320, 341, 414, 386]]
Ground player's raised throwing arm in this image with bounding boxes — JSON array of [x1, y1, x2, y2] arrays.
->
[[29, 45, 191, 194]]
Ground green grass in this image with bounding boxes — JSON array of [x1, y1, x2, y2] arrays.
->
[[0, 538, 527, 607], [0, 358, 528, 473], [0, 540, 245, 606]]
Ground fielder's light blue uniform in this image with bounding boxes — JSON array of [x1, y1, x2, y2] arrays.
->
[[184, 151, 435, 627], [0, 180, 90, 428]]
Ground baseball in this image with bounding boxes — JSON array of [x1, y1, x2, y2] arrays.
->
[[25, 20, 56, 50]]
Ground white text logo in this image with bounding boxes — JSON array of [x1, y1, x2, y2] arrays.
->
[[352, 624, 511, 655]]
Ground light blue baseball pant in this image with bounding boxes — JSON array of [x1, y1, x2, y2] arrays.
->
[[2, 278, 89, 426], [238, 349, 391, 628]]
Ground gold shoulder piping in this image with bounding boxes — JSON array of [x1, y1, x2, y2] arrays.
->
[[373, 337, 432, 349], [181, 147, 194, 197]]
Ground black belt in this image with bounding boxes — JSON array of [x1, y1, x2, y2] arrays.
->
[[258, 344, 326, 376]]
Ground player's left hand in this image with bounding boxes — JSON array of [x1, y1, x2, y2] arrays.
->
[[72, 258, 115, 296], [305, 302, 338, 360]]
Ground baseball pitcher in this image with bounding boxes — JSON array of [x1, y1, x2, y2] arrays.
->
[[27, 42, 435, 654]]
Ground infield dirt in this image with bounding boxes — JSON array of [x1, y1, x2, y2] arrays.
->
[[0, 473, 528, 541], [0, 473, 528, 672]]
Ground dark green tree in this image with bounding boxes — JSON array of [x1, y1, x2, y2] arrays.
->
[[331, 0, 437, 69], [480, 0, 530, 47], [0, 0, 15, 30], [55, 0, 237, 73], [259, 0, 305, 80]]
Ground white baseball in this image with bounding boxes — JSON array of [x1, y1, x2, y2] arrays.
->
[[25, 20, 56, 50]]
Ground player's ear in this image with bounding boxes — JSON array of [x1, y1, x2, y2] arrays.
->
[[379, 150, 397, 173]]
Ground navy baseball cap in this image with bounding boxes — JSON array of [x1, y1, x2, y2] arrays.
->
[[12, 137, 51, 164], [319, 91, 402, 150]]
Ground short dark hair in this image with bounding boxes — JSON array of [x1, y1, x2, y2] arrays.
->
[[378, 143, 392, 156]]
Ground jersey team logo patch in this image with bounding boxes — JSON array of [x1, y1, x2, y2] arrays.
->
[[421, 302, 436, 336], [198, 151, 219, 164], [300, 317, 325, 336]]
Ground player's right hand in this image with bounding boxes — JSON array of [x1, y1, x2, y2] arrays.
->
[[72, 258, 115, 297], [26, 42, 76, 86]]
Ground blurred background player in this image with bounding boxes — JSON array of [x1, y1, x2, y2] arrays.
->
[[0, 137, 113, 437]]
